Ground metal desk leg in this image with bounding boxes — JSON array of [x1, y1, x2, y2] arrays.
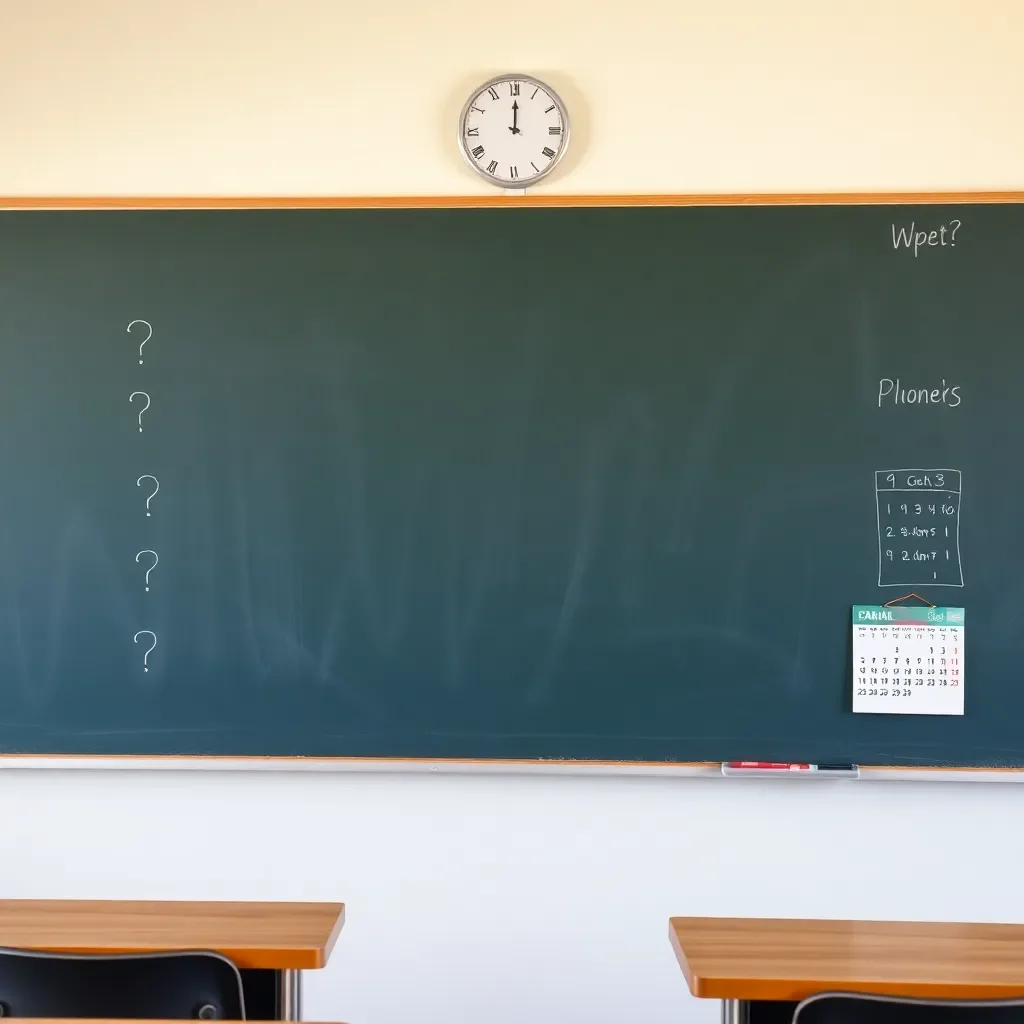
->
[[279, 968, 303, 1021], [722, 999, 749, 1024]]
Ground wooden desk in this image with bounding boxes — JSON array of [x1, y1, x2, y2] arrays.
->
[[670, 916, 1024, 1023], [0, 900, 345, 1021]]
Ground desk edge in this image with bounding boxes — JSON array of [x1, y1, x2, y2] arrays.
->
[[668, 919, 701, 996], [318, 903, 346, 969]]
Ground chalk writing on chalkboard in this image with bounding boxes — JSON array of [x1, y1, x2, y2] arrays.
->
[[127, 319, 153, 365], [875, 470, 963, 587], [136, 474, 159, 516], [129, 390, 150, 433], [128, 319, 160, 674], [891, 218, 962, 257], [133, 630, 157, 672], [135, 549, 158, 592], [877, 378, 962, 407]]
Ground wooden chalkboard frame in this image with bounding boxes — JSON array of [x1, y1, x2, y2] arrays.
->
[[2, 190, 1022, 778]]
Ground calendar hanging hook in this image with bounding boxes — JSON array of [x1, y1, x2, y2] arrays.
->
[[883, 592, 937, 608]]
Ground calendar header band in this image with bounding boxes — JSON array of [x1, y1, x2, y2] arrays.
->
[[853, 605, 965, 625]]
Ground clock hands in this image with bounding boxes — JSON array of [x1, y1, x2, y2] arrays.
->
[[509, 100, 520, 135]]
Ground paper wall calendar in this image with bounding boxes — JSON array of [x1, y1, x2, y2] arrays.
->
[[852, 605, 964, 715]]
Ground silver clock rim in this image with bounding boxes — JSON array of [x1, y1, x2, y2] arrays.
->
[[456, 73, 571, 190]]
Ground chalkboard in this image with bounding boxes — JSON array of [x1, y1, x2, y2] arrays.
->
[[0, 199, 1021, 766]]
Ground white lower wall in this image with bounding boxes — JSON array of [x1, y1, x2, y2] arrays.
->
[[3, 768, 1024, 1024], [3, 1, 1024, 1022]]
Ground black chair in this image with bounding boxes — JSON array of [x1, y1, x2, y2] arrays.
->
[[794, 992, 1024, 1024], [0, 947, 246, 1018]]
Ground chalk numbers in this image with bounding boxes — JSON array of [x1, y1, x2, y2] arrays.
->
[[875, 469, 963, 587], [852, 606, 965, 716]]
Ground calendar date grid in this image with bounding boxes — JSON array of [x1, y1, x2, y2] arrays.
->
[[854, 624, 962, 701]]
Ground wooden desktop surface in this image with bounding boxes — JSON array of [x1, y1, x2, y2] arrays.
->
[[0, 900, 345, 970], [670, 916, 1024, 1002]]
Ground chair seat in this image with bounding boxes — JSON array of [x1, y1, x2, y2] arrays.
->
[[794, 991, 1024, 1023], [0, 948, 245, 1019]]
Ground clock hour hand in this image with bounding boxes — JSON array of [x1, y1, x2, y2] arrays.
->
[[509, 100, 520, 134]]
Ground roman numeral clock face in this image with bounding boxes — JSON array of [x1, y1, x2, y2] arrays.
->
[[458, 75, 570, 188]]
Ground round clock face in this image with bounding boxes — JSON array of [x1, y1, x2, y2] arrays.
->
[[458, 74, 570, 188]]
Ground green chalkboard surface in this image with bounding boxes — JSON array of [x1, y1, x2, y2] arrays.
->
[[0, 200, 1021, 765]]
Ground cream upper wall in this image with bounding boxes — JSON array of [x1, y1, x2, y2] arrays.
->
[[1, 0, 1022, 197]]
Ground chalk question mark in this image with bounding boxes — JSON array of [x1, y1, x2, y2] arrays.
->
[[133, 630, 157, 672], [135, 549, 158, 592], [127, 319, 153, 365], [129, 391, 151, 433], [949, 219, 961, 245], [136, 474, 159, 516]]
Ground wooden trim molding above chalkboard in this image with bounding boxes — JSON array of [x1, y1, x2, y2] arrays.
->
[[1, 191, 1023, 209]]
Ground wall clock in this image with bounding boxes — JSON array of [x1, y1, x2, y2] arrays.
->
[[457, 74, 570, 189]]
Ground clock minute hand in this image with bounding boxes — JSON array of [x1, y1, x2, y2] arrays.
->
[[509, 100, 520, 134]]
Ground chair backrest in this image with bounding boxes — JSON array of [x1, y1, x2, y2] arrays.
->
[[794, 991, 1024, 1024], [0, 947, 245, 1019]]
